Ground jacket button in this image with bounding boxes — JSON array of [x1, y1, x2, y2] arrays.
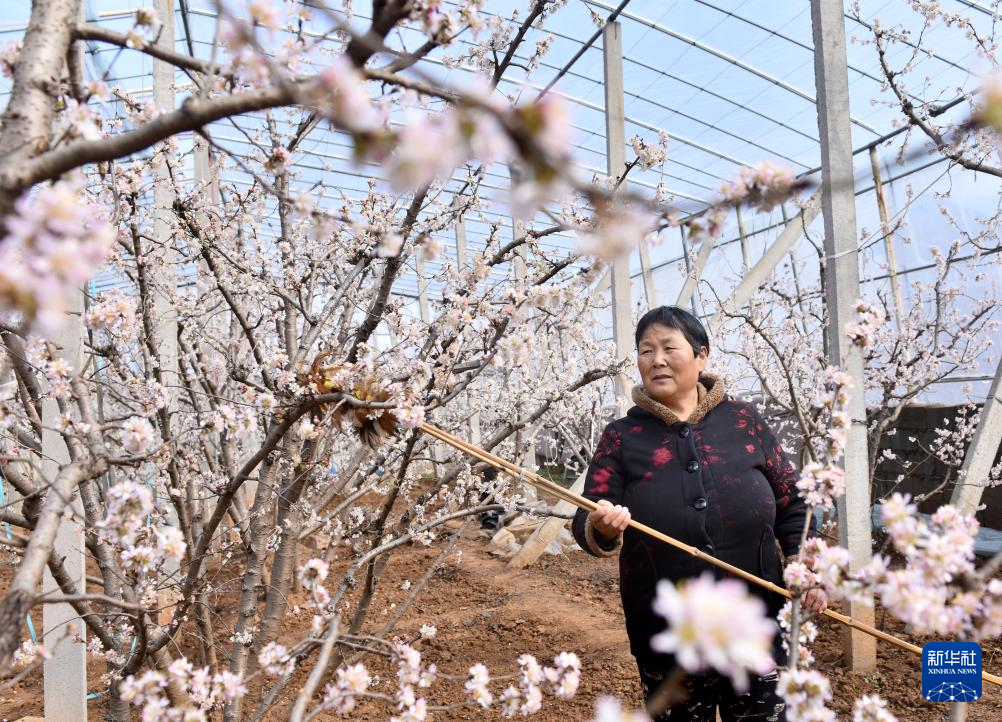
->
[[686, 459, 699, 473], [679, 425, 690, 438], [693, 497, 707, 510], [702, 543, 715, 555]]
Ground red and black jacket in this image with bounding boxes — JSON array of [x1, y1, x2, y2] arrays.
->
[[571, 374, 813, 667]]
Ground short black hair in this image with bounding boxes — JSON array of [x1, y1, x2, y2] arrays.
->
[[635, 306, 709, 356]]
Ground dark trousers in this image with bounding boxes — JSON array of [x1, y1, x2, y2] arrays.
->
[[637, 662, 787, 722]]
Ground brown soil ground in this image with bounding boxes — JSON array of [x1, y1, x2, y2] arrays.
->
[[2, 527, 1000, 721]]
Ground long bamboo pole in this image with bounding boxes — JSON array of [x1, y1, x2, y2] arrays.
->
[[418, 421, 1002, 689]]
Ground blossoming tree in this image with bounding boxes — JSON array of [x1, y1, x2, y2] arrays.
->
[[0, 1, 646, 719], [0, 1, 999, 722]]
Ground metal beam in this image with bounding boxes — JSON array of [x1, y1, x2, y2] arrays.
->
[[44, 5, 88, 715], [735, 205, 749, 272], [511, 217, 537, 496], [676, 226, 718, 311], [414, 250, 446, 470], [691, 0, 941, 109], [152, 0, 181, 621], [812, 0, 876, 672], [415, 253, 431, 325], [586, 0, 881, 135], [950, 359, 1002, 515], [453, 206, 484, 448], [605, 21, 634, 412], [639, 240, 657, 311], [706, 193, 821, 335], [538, 0, 634, 97], [181, 4, 753, 180], [42, 292, 87, 722], [868, 146, 906, 327]]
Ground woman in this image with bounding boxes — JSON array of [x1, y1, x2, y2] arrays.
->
[[571, 306, 825, 722]]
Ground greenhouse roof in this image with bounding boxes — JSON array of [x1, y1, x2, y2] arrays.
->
[[1, 0, 999, 398]]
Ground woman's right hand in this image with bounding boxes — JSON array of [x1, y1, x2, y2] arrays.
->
[[589, 499, 631, 542]]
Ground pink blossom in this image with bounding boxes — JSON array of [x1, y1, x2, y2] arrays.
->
[[340, 662, 371, 693], [0, 179, 114, 335], [395, 642, 423, 687], [0, 40, 21, 79], [318, 55, 382, 133], [845, 301, 885, 349], [518, 654, 545, 686], [590, 696, 652, 722], [98, 481, 154, 548], [778, 601, 819, 668], [718, 161, 797, 212], [395, 402, 425, 429], [778, 668, 836, 722], [378, 231, 405, 258], [324, 662, 371, 712], [264, 145, 291, 174], [853, 694, 898, 722], [465, 663, 493, 708], [298, 558, 329, 589], [499, 685, 521, 717], [12, 639, 49, 669], [543, 651, 581, 700], [520, 683, 543, 714], [630, 131, 669, 169], [249, 0, 281, 30], [783, 561, 819, 590], [806, 539, 866, 603], [135, 8, 158, 27], [85, 290, 137, 335], [389, 110, 463, 192], [391, 696, 428, 722], [258, 642, 294, 676], [122, 417, 156, 454], [155, 526, 186, 563], [576, 203, 658, 260], [418, 623, 436, 639], [796, 461, 846, 509], [517, 95, 571, 160], [651, 573, 775, 692]]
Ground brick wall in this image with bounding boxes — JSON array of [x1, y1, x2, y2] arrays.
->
[[873, 403, 1002, 530]]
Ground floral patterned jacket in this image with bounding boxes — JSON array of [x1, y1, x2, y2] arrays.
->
[[571, 373, 812, 667]]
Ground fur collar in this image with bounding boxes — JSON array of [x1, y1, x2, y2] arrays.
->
[[631, 373, 725, 426]]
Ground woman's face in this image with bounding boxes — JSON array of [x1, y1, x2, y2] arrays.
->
[[637, 323, 707, 407]]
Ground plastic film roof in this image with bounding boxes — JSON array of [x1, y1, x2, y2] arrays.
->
[[1, 0, 999, 400]]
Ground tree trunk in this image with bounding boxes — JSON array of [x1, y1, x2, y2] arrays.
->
[[0, 0, 79, 214]]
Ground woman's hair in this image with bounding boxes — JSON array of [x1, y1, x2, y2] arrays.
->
[[634, 306, 709, 356]]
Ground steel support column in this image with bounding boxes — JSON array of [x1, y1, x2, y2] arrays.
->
[[706, 194, 821, 335], [512, 219, 536, 484], [604, 21, 633, 412], [811, 0, 876, 672], [868, 146, 906, 327], [152, 0, 181, 621], [677, 226, 718, 312], [44, 5, 89, 715], [42, 292, 87, 722], [950, 359, 1002, 515], [454, 208, 482, 447]]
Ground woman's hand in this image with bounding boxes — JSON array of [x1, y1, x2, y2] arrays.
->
[[589, 499, 631, 542], [803, 587, 828, 614]]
